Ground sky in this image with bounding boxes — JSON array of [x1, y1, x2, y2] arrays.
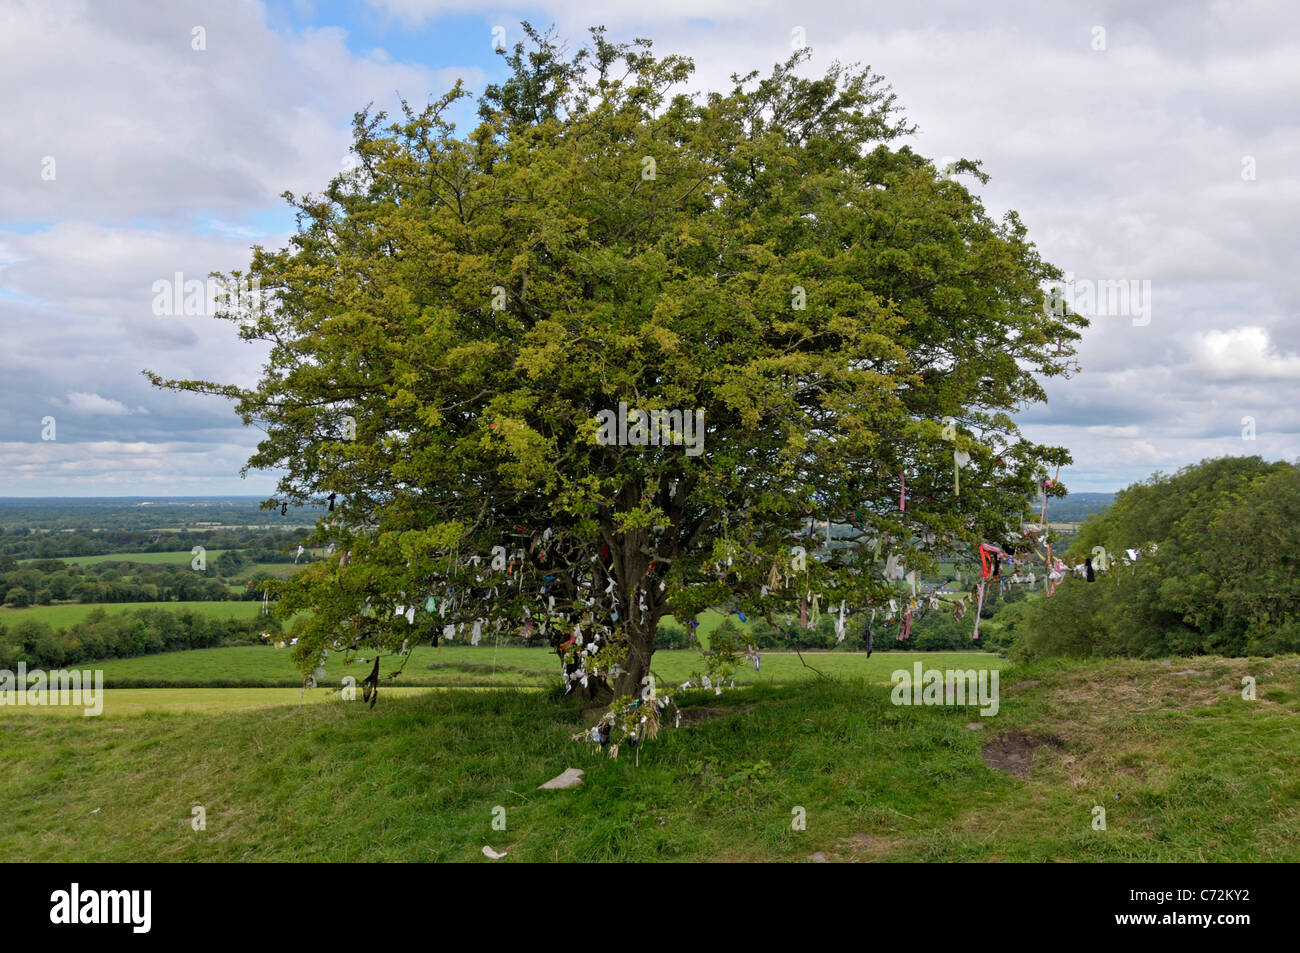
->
[[1, 0, 1296, 496]]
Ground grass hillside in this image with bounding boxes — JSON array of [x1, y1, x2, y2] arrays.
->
[[1, 655, 1296, 861]]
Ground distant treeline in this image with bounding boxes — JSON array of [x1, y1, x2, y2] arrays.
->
[[0, 607, 279, 670], [0, 497, 326, 534], [0, 552, 295, 607], [0, 526, 312, 561], [1043, 492, 1115, 523]]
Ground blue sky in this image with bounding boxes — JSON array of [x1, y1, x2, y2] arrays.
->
[[1, 0, 1298, 496]]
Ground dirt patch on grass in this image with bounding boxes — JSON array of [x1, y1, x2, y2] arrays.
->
[[981, 731, 1065, 778], [678, 704, 758, 725], [1054, 657, 1282, 716], [1006, 679, 1042, 693], [807, 832, 905, 862], [842, 832, 902, 859]]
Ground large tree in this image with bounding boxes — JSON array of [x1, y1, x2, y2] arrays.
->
[[150, 25, 1083, 733]]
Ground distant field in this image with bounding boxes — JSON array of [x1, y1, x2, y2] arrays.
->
[[20, 550, 229, 566], [92, 644, 542, 687], [0, 600, 267, 628], [231, 562, 307, 582], [0, 687, 443, 716], [77, 643, 1004, 690]]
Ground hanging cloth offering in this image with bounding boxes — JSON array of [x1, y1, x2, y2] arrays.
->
[[835, 600, 847, 643], [899, 471, 906, 512], [1085, 556, 1095, 582], [953, 449, 970, 496], [978, 543, 1005, 580], [972, 581, 986, 640]]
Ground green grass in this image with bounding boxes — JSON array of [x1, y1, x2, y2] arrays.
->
[[0, 687, 444, 716], [76, 644, 1004, 690], [230, 562, 307, 583], [0, 654, 1295, 861], [21, 550, 230, 566], [0, 600, 266, 628]]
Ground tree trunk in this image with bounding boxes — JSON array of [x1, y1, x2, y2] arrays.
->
[[614, 609, 660, 699]]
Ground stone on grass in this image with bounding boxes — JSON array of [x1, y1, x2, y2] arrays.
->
[[539, 767, 585, 790]]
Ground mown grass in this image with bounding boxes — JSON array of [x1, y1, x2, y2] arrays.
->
[[230, 562, 308, 583], [80, 644, 1003, 690], [0, 687, 444, 716], [0, 655, 1295, 861]]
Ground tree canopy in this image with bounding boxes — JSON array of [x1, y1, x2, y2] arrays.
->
[[149, 25, 1084, 741]]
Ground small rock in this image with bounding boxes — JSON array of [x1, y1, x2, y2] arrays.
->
[[539, 767, 585, 790], [1006, 679, 1041, 692], [810, 852, 828, 863], [966, 722, 986, 730]]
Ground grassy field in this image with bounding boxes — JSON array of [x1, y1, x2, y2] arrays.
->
[[0, 654, 1295, 861], [21, 550, 230, 566], [0, 600, 267, 628], [73, 644, 1005, 691], [0, 687, 444, 716], [230, 562, 309, 583]]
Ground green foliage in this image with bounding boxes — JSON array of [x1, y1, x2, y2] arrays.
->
[[0, 607, 275, 669], [149, 24, 1083, 706], [654, 618, 695, 650], [1017, 456, 1300, 659], [4, 587, 31, 608]]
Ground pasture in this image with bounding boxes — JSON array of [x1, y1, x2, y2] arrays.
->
[[0, 655, 1296, 861]]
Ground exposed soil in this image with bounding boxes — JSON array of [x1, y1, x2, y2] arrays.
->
[[981, 730, 1065, 778], [677, 704, 757, 725]]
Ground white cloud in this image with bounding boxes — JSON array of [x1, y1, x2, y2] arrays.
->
[[1086, 425, 1142, 438], [64, 392, 132, 416], [1194, 327, 1300, 381]]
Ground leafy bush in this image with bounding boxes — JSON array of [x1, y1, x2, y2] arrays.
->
[[0, 608, 278, 668], [1015, 456, 1300, 660], [655, 619, 696, 650]]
